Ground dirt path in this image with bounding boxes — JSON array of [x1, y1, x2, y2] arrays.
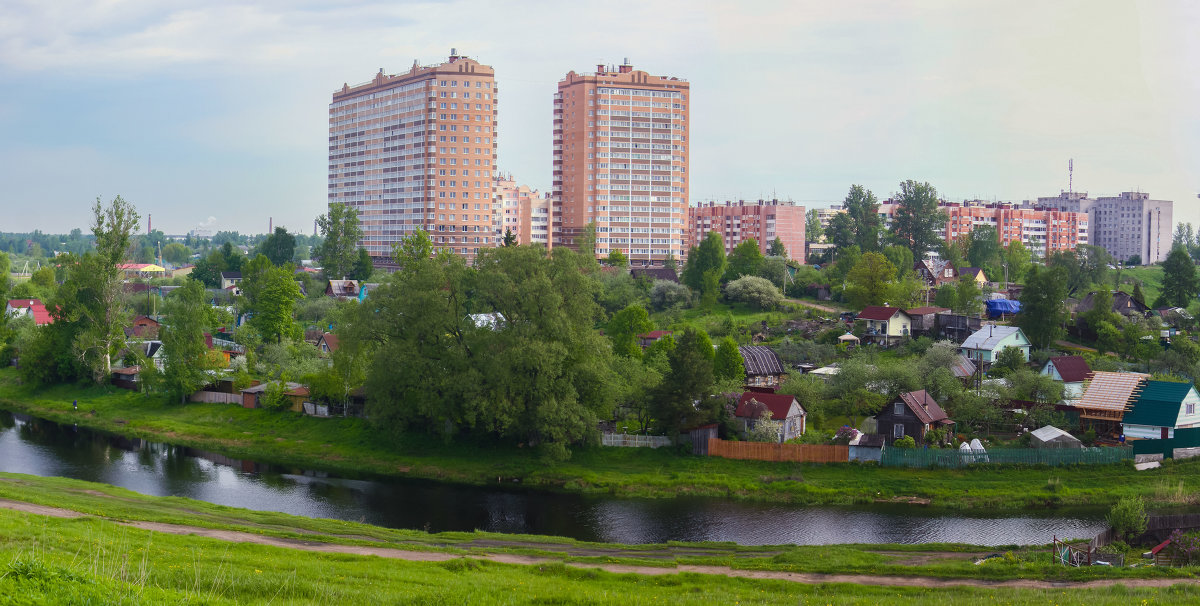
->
[[785, 298, 841, 314], [2, 498, 1197, 590]]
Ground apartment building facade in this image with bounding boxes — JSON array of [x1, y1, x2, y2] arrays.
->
[[552, 60, 689, 266], [1036, 191, 1172, 264], [328, 51, 499, 265], [494, 175, 550, 246], [877, 200, 1088, 258], [688, 200, 806, 260]]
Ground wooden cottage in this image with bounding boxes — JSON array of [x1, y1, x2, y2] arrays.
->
[[876, 390, 954, 445], [1070, 371, 1149, 434], [738, 345, 787, 388], [1041, 356, 1093, 403], [855, 305, 912, 347], [1123, 380, 1200, 440]]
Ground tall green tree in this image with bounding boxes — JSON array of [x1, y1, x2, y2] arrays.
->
[[805, 209, 824, 244], [842, 185, 882, 251], [844, 252, 897, 309], [1157, 244, 1200, 308], [953, 276, 982, 315], [1017, 264, 1069, 350], [0, 251, 9, 299], [351, 248, 374, 281], [725, 238, 763, 280], [160, 280, 213, 402], [713, 337, 745, 383], [502, 228, 517, 247], [652, 328, 714, 437], [1003, 240, 1032, 284], [259, 227, 296, 266], [607, 304, 654, 358], [161, 242, 191, 267], [682, 231, 726, 305], [768, 237, 787, 258], [826, 212, 854, 250], [966, 224, 1002, 277], [248, 265, 303, 343], [890, 180, 946, 258], [76, 196, 140, 382], [881, 245, 913, 280], [316, 203, 364, 279]]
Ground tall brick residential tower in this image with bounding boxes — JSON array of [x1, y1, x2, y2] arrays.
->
[[552, 60, 689, 266], [329, 50, 498, 265]]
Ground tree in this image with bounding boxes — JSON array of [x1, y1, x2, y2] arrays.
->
[[1095, 321, 1121, 355], [503, 228, 517, 247], [826, 212, 854, 250], [724, 275, 782, 309], [953, 276, 981, 316], [890, 180, 946, 258], [607, 304, 654, 358], [1157, 244, 1200, 308], [681, 231, 726, 305], [1017, 264, 1069, 350], [1107, 497, 1147, 542], [652, 327, 714, 437], [768, 237, 787, 257], [1004, 240, 1032, 284], [756, 257, 788, 289], [0, 252, 9, 299], [1080, 288, 1119, 334], [843, 252, 897, 309], [351, 248, 374, 281], [160, 280, 214, 402], [840, 185, 882, 251], [939, 238, 967, 271], [725, 238, 763, 280], [1127, 254, 1142, 266], [76, 196, 140, 382], [259, 227, 296, 266], [746, 409, 782, 443], [933, 285, 956, 309], [804, 209, 824, 244], [881, 245, 913, 280], [1132, 282, 1146, 306], [604, 250, 629, 268], [990, 346, 1026, 378], [713, 337, 745, 383], [316, 203, 363, 279], [650, 280, 692, 310], [162, 242, 191, 267], [966, 225, 1002, 278], [248, 265, 302, 343]]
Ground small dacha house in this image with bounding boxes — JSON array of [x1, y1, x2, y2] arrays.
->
[[733, 392, 806, 442], [875, 390, 954, 445]]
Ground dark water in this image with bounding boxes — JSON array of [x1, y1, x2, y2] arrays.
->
[[0, 410, 1108, 546]]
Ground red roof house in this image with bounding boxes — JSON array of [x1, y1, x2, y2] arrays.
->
[[734, 392, 807, 442], [855, 305, 912, 346], [5, 299, 53, 326]]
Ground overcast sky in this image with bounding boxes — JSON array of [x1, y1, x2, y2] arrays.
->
[[1, 0, 1197, 235]]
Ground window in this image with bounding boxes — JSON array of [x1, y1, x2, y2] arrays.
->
[[894, 403, 904, 416], [893, 424, 905, 439], [1189, 403, 1196, 416]]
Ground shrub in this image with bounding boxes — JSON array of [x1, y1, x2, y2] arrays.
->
[[650, 280, 692, 310], [1164, 530, 1200, 565], [1106, 496, 1147, 542], [260, 380, 293, 412], [724, 275, 783, 310], [893, 435, 916, 448]]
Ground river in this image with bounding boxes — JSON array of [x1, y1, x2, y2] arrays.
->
[[0, 410, 1108, 546]]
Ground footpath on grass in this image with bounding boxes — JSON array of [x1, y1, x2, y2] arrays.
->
[[2, 367, 1197, 510], [1, 497, 1197, 590]]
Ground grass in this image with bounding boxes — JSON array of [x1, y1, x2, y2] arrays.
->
[[6, 510, 1200, 605], [1117, 265, 1163, 305], [0, 471, 1198, 593], [5, 366, 1200, 511]]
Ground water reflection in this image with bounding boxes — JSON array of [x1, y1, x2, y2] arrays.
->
[[0, 409, 1109, 545]]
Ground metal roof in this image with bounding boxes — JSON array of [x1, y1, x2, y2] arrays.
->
[[739, 346, 785, 376], [1124, 380, 1197, 428], [960, 325, 1026, 351]]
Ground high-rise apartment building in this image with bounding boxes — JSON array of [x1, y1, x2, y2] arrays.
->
[[328, 50, 499, 266], [877, 200, 1089, 259], [688, 200, 806, 260], [552, 60, 689, 266], [494, 175, 550, 246], [1036, 191, 1172, 263]]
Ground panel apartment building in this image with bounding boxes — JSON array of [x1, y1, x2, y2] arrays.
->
[[328, 51, 499, 266], [1036, 191, 1172, 264], [494, 175, 549, 246], [552, 60, 689, 266], [877, 200, 1089, 259], [688, 200, 806, 261]]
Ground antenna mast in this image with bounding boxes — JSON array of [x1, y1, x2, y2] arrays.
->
[[1068, 159, 1073, 196]]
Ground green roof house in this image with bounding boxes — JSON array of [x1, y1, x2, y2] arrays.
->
[[1123, 380, 1200, 440]]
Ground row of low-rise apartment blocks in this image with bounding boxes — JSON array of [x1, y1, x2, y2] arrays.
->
[[686, 200, 806, 260], [876, 200, 1091, 260], [329, 51, 689, 267]]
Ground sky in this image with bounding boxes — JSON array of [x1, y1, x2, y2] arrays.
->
[[0, 0, 1197, 235]]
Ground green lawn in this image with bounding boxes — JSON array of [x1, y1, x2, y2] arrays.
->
[[1118, 265, 1164, 305]]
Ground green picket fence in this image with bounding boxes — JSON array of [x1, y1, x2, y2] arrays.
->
[[880, 446, 1132, 468]]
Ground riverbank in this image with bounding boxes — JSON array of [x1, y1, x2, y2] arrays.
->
[[0, 472, 1196, 589], [3, 367, 1198, 510]]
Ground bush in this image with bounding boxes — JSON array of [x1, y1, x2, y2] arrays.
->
[[649, 279, 692, 311], [1106, 497, 1147, 542], [724, 275, 783, 310], [1164, 530, 1200, 565], [893, 435, 916, 448], [260, 380, 293, 412]]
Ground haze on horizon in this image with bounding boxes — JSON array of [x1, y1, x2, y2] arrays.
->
[[0, 0, 1197, 235]]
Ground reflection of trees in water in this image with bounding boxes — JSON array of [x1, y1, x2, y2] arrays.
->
[[0, 410, 14, 429]]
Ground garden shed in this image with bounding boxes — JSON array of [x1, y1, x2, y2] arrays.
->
[[1029, 425, 1083, 449]]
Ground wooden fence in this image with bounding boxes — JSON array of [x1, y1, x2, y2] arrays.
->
[[707, 438, 848, 463], [189, 391, 241, 405]]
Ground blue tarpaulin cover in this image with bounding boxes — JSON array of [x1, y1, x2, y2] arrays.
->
[[985, 299, 1021, 318]]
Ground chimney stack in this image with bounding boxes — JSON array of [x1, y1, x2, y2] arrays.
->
[[619, 58, 632, 73]]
